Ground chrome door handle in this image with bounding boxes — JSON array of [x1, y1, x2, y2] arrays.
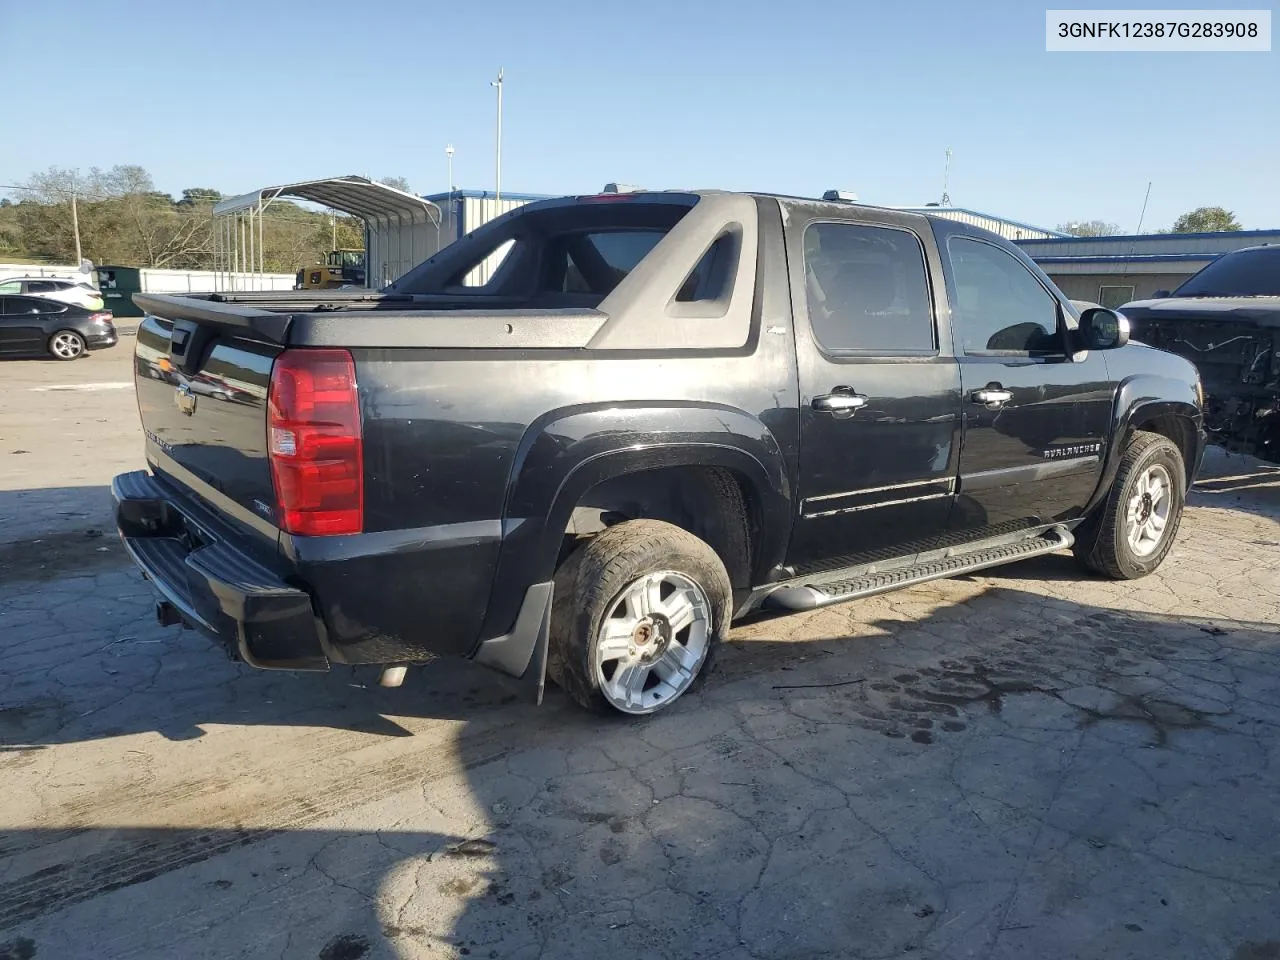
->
[[813, 392, 868, 416], [972, 388, 1013, 405]]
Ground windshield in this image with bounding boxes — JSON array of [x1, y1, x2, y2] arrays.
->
[[1173, 247, 1280, 297]]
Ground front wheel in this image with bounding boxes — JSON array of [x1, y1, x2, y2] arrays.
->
[[1074, 430, 1186, 579], [548, 520, 732, 715], [48, 330, 86, 360]]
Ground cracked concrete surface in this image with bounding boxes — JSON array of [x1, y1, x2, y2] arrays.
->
[[3, 349, 1280, 960]]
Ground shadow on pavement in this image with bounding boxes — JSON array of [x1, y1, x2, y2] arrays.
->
[[3, 587, 1279, 959]]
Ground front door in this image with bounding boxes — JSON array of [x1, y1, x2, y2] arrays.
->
[[0, 296, 47, 355], [940, 233, 1112, 538], [786, 212, 963, 575]]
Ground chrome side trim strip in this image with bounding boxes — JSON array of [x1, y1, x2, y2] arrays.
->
[[804, 476, 954, 504], [806, 491, 952, 519], [960, 455, 1100, 493]]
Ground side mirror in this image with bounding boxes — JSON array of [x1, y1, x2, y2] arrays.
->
[[1079, 307, 1130, 350], [1152, 289, 1171, 299]]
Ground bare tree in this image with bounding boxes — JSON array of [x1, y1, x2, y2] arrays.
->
[[1057, 220, 1121, 237]]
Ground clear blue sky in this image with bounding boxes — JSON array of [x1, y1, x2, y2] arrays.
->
[[6, 0, 1277, 231]]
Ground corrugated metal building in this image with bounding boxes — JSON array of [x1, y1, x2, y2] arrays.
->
[[1016, 229, 1280, 307], [893, 206, 1066, 241], [423, 189, 558, 286]]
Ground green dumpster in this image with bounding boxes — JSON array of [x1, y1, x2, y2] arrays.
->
[[97, 265, 143, 318]]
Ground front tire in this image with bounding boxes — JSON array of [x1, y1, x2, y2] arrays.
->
[[548, 519, 732, 715], [48, 330, 86, 360], [1074, 430, 1186, 579]]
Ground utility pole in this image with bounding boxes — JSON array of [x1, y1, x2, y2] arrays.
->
[[941, 148, 953, 207], [70, 188, 82, 264], [491, 68, 504, 203], [446, 143, 455, 193]]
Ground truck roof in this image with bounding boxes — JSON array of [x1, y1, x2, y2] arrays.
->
[[519, 188, 982, 235]]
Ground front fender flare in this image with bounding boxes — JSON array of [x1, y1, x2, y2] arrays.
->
[[1084, 374, 1203, 516]]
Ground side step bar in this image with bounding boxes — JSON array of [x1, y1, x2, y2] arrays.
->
[[764, 526, 1075, 612]]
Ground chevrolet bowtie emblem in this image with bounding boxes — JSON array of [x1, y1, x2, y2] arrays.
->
[[175, 383, 197, 416]]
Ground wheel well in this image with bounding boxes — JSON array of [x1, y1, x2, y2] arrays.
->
[[1133, 414, 1197, 484], [562, 465, 759, 590]]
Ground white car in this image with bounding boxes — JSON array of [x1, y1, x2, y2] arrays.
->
[[0, 276, 105, 311]]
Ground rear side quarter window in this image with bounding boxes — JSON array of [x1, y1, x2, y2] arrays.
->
[[802, 221, 936, 355]]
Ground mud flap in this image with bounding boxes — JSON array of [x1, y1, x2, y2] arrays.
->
[[472, 582, 552, 705]]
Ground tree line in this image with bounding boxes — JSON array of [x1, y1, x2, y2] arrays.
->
[[1057, 206, 1244, 237], [0, 166, 412, 273]]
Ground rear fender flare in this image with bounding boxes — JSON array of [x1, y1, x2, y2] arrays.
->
[[477, 402, 791, 644]]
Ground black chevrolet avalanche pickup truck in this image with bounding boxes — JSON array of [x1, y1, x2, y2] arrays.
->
[[114, 190, 1206, 716]]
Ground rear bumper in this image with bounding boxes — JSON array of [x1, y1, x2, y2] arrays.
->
[[112, 469, 553, 698], [86, 327, 118, 349], [113, 470, 329, 670]]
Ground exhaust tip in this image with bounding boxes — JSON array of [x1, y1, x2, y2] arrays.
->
[[379, 665, 409, 688]]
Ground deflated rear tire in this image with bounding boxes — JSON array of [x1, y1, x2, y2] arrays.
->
[[548, 519, 732, 715], [1074, 430, 1186, 579]]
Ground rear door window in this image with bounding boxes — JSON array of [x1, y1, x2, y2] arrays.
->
[[26, 280, 57, 294], [803, 222, 936, 354], [2, 297, 44, 315]]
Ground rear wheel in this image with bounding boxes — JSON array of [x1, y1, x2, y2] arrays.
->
[[548, 519, 731, 715], [48, 330, 86, 360], [1074, 430, 1186, 579]]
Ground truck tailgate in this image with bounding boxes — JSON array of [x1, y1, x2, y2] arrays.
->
[[133, 302, 284, 560]]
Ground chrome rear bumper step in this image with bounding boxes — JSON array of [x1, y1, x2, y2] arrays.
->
[[764, 526, 1074, 612]]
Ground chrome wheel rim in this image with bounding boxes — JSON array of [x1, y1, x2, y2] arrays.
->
[[1125, 464, 1173, 558], [594, 570, 711, 714], [51, 332, 84, 359]]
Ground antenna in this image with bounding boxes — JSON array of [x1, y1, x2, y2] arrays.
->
[[940, 148, 952, 206], [1134, 180, 1153, 235], [1120, 181, 1154, 283]]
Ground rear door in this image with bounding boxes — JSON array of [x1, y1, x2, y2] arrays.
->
[[938, 229, 1112, 538], [0, 296, 49, 353], [785, 207, 963, 575]]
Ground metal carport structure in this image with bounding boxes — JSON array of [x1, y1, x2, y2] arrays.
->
[[212, 176, 444, 291]]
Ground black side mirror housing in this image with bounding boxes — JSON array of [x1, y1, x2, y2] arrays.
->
[[1079, 307, 1130, 350], [1152, 289, 1171, 299]]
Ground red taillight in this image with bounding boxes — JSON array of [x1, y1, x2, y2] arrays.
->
[[267, 349, 363, 536], [88, 311, 114, 324]]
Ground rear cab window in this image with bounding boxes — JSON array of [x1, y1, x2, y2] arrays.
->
[[393, 196, 706, 307]]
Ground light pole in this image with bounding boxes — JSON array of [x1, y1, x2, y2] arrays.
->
[[446, 143, 455, 194], [70, 187, 82, 264], [490, 68, 504, 203]]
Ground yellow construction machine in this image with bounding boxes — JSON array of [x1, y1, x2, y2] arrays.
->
[[295, 249, 367, 290]]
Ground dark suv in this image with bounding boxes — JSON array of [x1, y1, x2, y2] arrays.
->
[[1121, 244, 1280, 463]]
